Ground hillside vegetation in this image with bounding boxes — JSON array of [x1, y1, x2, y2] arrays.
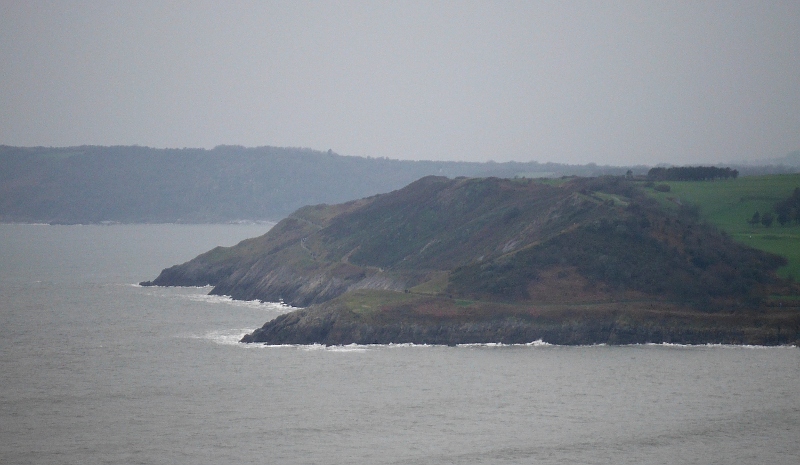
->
[[642, 174, 800, 280], [144, 175, 800, 345]]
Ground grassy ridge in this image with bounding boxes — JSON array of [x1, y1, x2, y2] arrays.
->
[[644, 174, 800, 279]]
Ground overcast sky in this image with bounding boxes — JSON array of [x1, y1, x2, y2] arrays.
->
[[1, 1, 798, 165]]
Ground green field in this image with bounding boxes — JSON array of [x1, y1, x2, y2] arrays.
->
[[643, 174, 800, 279]]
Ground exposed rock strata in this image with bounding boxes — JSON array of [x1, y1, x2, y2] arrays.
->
[[241, 299, 800, 346]]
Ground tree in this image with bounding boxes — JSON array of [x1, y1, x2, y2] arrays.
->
[[749, 211, 761, 226], [761, 212, 774, 228], [774, 187, 800, 225], [776, 203, 791, 226], [647, 166, 739, 181]]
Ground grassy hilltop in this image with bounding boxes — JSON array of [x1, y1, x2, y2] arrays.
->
[[145, 174, 800, 345], [643, 173, 800, 280]]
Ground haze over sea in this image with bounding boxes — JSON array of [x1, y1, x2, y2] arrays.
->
[[1, 223, 798, 464]]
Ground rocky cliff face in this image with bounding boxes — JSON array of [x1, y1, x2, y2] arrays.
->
[[241, 294, 800, 346], [139, 191, 415, 305]]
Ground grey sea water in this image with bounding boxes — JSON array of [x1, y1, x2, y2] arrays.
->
[[1, 224, 798, 465]]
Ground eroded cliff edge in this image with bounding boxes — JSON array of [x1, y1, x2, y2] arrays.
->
[[240, 292, 799, 346]]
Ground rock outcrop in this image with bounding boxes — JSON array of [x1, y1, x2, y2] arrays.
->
[[241, 293, 800, 346]]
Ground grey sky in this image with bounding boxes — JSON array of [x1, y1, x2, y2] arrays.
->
[[1, 1, 798, 165]]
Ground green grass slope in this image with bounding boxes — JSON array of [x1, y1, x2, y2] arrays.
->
[[643, 174, 800, 279]]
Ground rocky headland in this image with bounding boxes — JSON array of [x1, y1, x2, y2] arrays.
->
[[143, 175, 800, 345]]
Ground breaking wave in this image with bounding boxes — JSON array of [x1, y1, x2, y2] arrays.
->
[[640, 342, 797, 349], [457, 339, 553, 348], [192, 328, 255, 346], [179, 293, 293, 311]]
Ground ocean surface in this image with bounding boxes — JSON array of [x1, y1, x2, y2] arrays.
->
[[1, 223, 799, 465]]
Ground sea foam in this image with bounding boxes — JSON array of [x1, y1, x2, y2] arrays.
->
[[642, 342, 796, 349], [457, 339, 553, 348], [180, 293, 294, 311], [191, 328, 254, 346]]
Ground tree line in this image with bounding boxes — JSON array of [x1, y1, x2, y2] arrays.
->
[[748, 187, 800, 227], [647, 166, 739, 181], [775, 187, 800, 225]]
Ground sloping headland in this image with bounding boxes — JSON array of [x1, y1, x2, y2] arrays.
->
[[143, 175, 800, 345]]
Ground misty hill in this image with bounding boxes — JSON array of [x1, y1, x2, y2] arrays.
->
[[739, 150, 800, 168], [1, 145, 642, 224], [143, 176, 799, 345], [2, 145, 793, 224]]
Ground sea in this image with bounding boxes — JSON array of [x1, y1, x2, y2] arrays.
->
[[1, 223, 798, 465]]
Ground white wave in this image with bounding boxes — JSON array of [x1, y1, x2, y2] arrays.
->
[[300, 343, 370, 352], [526, 339, 552, 347], [136, 283, 300, 313], [189, 328, 254, 346], [132, 282, 186, 287], [179, 293, 294, 311], [456, 339, 553, 348], [324, 344, 370, 353], [232, 339, 797, 350], [249, 343, 371, 352], [142, 287, 297, 312], [642, 342, 796, 349], [386, 343, 433, 348], [255, 342, 434, 349], [255, 340, 556, 349]]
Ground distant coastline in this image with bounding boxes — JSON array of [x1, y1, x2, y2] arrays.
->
[[3, 144, 797, 225]]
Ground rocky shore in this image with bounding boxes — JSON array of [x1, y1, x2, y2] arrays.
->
[[240, 294, 800, 346]]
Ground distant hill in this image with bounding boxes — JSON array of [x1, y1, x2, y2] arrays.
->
[[143, 176, 800, 345], [738, 150, 800, 168], [0, 145, 645, 224], [3, 144, 795, 224]]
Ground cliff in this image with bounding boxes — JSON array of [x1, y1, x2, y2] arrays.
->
[[240, 291, 800, 346], [143, 175, 800, 345]]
